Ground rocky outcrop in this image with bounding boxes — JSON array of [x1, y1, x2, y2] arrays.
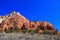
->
[[29, 22, 54, 30], [0, 11, 29, 31], [0, 11, 55, 32]]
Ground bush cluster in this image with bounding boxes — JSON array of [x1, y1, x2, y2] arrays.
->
[[42, 30, 58, 35], [1, 26, 58, 35]]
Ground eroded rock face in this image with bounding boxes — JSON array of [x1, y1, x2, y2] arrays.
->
[[0, 11, 29, 31], [0, 11, 55, 32], [29, 22, 54, 30]]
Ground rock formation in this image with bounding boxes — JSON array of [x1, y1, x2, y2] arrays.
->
[[0, 11, 55, 32]]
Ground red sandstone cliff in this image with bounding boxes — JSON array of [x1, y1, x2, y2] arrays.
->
[[0, 11, 55, 32]]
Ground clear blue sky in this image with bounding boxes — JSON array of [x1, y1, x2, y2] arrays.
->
[[0, 0, 60, 31]]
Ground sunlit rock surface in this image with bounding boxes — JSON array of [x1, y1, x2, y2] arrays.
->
[[0, 11, 55, 32]]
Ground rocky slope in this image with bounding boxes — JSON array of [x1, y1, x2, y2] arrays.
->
[[0, 33, 60, 40], [0, 11, 55, 33]]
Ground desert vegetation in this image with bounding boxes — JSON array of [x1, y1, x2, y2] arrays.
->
[[3, 25, 58, 35]]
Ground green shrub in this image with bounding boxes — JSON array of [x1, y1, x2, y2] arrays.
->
[[43, 30, 51, 35], [22, 29, 27, 33], [28, 30, 35, 35], [6, 30, 15, 33], [35, 28, 40, 33]]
